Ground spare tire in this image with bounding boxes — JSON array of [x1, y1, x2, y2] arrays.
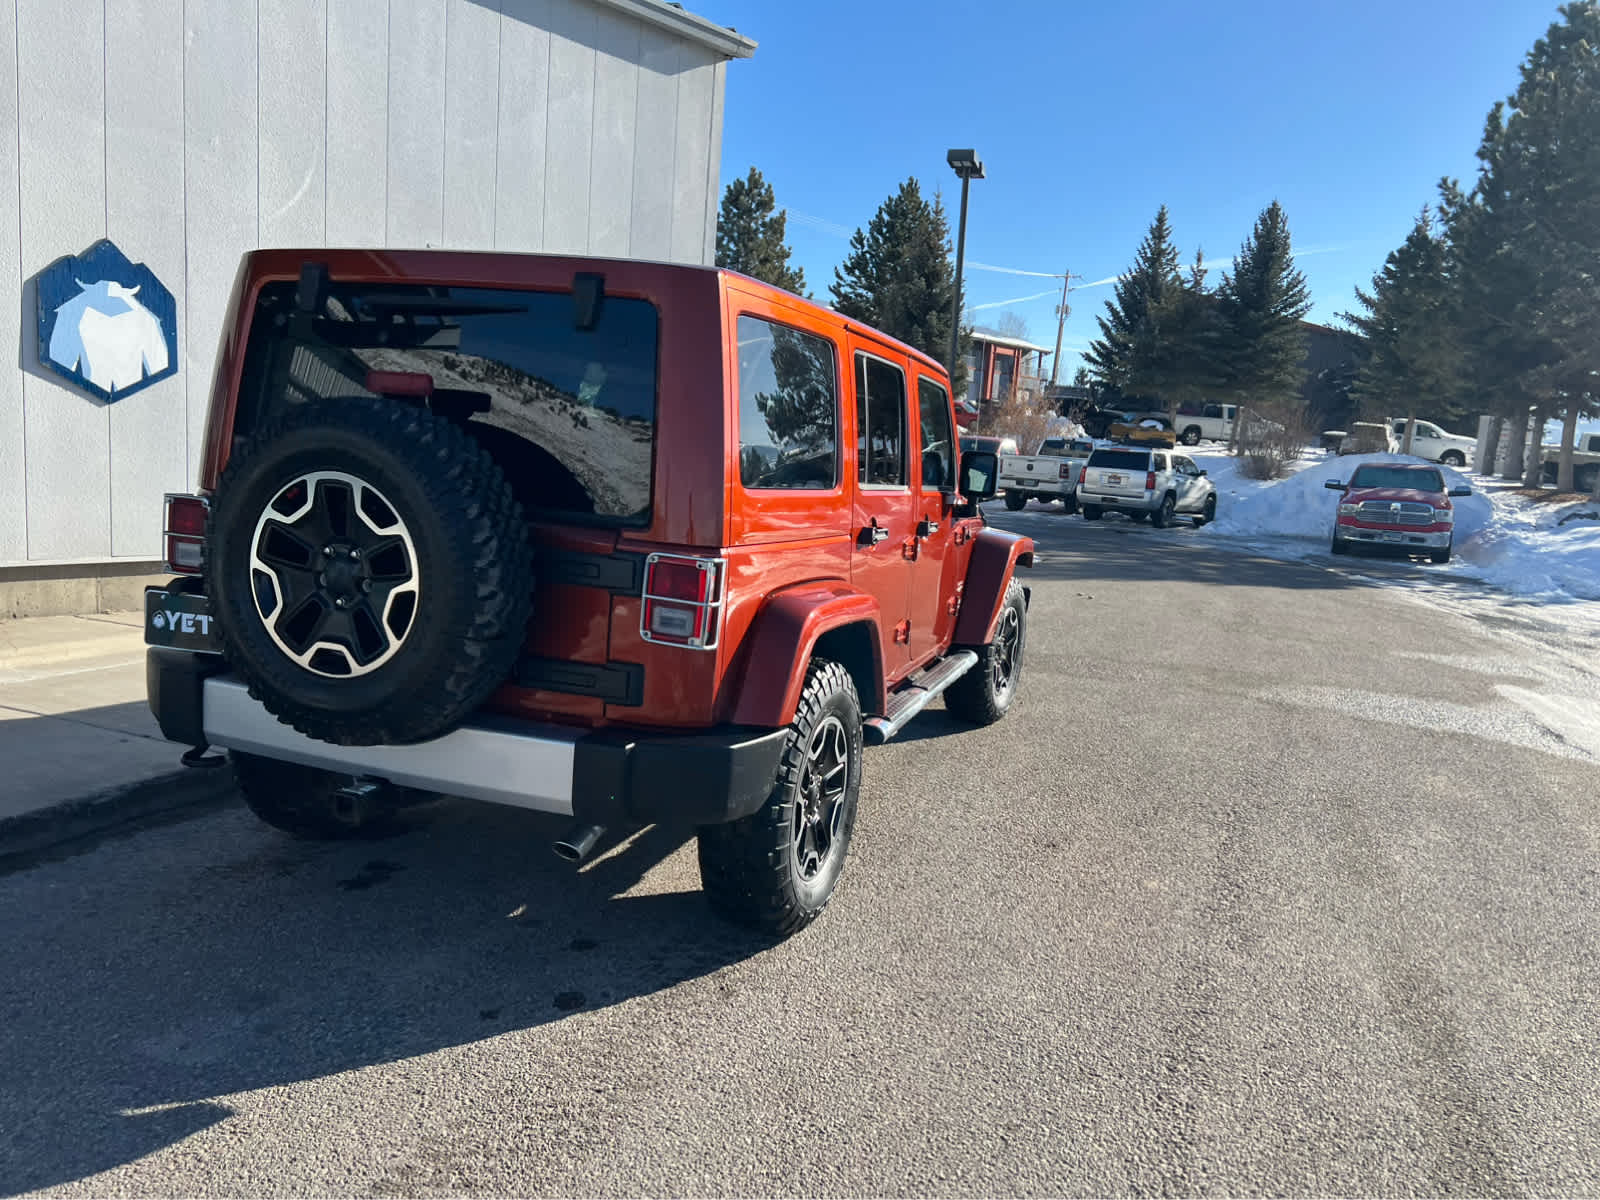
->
[[206, 396, 533, 746]]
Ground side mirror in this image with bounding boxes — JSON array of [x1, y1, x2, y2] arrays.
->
[[1324, 480, 1346, 491], [959, 449, 999, 502], [1448, 486, 1472, 497], [1196, 469, 1207, 477]]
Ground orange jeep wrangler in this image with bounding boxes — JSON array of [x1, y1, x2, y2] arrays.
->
[[146, 250, 1034, 934]]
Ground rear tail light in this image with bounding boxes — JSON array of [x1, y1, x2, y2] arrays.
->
[[641, 553, 725, 650], [1145, 471, 1157, 491], [1059, 462, 1071, 480], [164, 493, 209, 575]]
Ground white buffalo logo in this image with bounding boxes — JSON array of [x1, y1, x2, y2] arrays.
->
[[46, 279, 170, 394]]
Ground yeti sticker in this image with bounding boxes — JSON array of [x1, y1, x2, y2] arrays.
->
[[36, 239, 178, 403]]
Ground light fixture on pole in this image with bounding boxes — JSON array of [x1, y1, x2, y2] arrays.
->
[[946, 148, 984, 377]]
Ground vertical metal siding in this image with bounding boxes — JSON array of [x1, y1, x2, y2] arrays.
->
[[0, 0, 731, 568]]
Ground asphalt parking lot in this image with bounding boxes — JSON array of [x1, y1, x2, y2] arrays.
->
[[5, 515, 1600, 1197]]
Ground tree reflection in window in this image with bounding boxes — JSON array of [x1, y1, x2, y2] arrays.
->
[[737, 315, 839, 490]]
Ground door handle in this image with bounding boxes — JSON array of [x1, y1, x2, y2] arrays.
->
[[917, 518, 939, 537], [858, 522, 889, 546]]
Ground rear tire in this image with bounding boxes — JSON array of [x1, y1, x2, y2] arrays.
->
[[1003, 490, 1027, 511], [1082, 504, 1103, 521], [698, 660, 863, 937], [944, 578, 1026, 727], [1440, 450, 1466, 468], [1062, 492, 1079, 515], [232, 751, 386, 839], [1129, 511, 1149, 524], [1150, 493, 1177, 528], [1181, 427, 1201, 446]]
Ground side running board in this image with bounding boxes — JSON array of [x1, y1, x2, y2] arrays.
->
[[863, 650, 979, 745]]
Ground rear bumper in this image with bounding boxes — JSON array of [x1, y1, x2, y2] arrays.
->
[[147, 649, 787, 827], [1078, 490, 1159, 511]]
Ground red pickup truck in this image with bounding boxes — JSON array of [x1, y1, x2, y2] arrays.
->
[[1324, 462, 1473, 562]]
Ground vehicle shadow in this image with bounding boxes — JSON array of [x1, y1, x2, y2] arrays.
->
[[0, 799, 774, 1194]]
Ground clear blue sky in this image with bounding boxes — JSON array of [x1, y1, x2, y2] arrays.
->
[[700, 0, 1559, 379]]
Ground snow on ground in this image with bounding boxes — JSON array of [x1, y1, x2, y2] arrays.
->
[[1194, 446, 1600, 602]]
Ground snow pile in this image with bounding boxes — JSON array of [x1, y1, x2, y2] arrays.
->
[[1455, 490, 1600, 600], [1203, 452, 1493, 542]]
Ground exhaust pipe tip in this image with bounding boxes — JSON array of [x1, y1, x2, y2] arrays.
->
[[553, 823, 606, 864]]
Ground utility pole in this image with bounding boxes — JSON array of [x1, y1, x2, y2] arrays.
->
[[1048, 269, 1082, 386]]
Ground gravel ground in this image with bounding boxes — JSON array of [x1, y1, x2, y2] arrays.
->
[[4, 513, 1600, 1197]]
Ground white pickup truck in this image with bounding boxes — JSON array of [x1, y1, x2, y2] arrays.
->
[[1389, 419, 1477, 467], [999, 437, 1095, 512], [1539, 432, 1600, 492]]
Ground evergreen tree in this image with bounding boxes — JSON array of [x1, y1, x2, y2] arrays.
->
[[1341, 208, 1461, 433], [1454, 3, 1600, 491], [1215, 201, 1312, 413], [1082, 206, 1183, 402], [715, 167, 807, 295], [830, 178, 967, 393]]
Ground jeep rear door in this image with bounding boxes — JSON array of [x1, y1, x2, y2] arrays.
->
[[906, 372, 959, 666], [848, 344, 915, 668]]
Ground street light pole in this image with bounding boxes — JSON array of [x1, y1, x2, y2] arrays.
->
[[945, 149, 984, 378]]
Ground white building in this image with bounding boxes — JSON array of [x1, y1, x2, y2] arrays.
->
[[0, 0, 753, 615]]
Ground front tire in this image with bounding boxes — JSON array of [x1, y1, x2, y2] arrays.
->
[[1003, 490, 1027, 512], [698, 660, 863, 937], [1193, 494, 1216, 528], [1430, 542, 1453, 564], [1331, 533, 1350, 555], [944, 579, 1026, 726]]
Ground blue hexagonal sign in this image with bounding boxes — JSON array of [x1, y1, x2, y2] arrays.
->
[[36, 239, 178, 403]]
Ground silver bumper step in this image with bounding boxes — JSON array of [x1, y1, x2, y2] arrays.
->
[[201, 677, 581, 815]]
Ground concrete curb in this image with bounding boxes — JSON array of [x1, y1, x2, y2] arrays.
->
[[0, 763, 237, 866]]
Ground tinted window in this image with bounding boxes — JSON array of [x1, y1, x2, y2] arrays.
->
[[917, 377, 955, 489], [1203, 404, 1222, 418], [1349, 465, 1444, 491], [1038, 438, 1069, 456], [735, 315, 838, 491], [856, 355, 907, 486], [244, 281, 657, 524], [1152, 453, 1168, 470], [1087, 449, 1151, 470], [1174, 456, 1195, 475]]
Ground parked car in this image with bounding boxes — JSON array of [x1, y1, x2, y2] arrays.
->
[[1388, 419, 1477, 467], [1076, 447, 1217, 528], [997, 437, 1095, 511], [1108, 414, 1178, 448], [1324, 462, 1471, 562], [1079, 405, 1140, 439], [961, 434, 1020, 457], [144, 249, 1035, 937], [1538, 432, 1600, 492], [1336, 422, 1400, 455], [1174, 402, 1239, 446]]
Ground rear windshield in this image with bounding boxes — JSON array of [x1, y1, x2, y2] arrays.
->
[[240, 281, 660, 526], [1349, 465, 1444, 492], [1087, 449, 1150, 470]]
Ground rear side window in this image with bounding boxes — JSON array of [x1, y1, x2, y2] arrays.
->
[[1088, 449, 1150, 470], [239, 281, 658, 525], [1038, 439, 1068, 456], [735, 315, 839, 491], [917, 378, 955, 489], [856, 354, 907, 486]]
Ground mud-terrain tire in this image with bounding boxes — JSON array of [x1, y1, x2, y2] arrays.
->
[[232, 751, 386, 839], [698, 660, 863, 937], [1003, 490, 1028, 511], [944, 578, 1026, 726], [206, 396, 533, 746]]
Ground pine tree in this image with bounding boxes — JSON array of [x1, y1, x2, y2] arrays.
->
[[1215, 201, 1312, 414], [830, 178, 967, 393], [1459, 3, 1600, 491], [1083, 206, 1183, 402], [1341, 208, 1461, 436], [715, 167, 806, 295]]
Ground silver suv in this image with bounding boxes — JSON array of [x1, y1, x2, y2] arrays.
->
[[1076, 448, 1218, 527]]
